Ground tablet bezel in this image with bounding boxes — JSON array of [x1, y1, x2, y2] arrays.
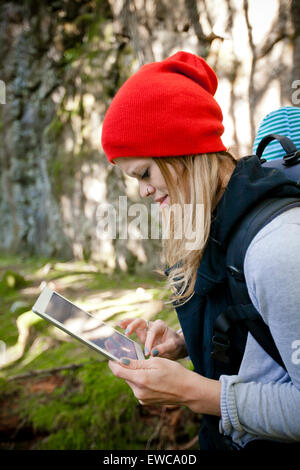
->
[[32, 286, 145, 361]]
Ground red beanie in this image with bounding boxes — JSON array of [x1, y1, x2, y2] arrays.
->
[[101, 51, 226, 163]]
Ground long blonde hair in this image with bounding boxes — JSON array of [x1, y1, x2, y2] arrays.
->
[[154, 151, 238, 306]]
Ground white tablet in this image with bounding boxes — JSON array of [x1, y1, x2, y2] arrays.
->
[[32, 286, 145, 361]]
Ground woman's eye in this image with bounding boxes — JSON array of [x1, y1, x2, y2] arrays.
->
[[141, 169, 149, 179]]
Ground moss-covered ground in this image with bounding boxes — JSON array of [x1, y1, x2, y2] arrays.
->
[[0, 255, 201, 450]]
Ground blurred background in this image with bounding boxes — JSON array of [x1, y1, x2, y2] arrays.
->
[[0, 0, 299, 450]]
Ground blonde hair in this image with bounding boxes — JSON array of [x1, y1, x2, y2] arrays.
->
[[154, 152, 238, 306]]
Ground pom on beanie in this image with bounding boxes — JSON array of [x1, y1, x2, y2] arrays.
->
[[101, 51, 226, 163]]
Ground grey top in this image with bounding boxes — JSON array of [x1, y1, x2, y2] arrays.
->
[[219, 206, 300, 447]]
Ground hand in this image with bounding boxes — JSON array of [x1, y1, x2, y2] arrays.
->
[[118, 318, 188, 360], [108, 356, 221, 416]]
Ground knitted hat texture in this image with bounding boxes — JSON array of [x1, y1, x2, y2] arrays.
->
[[101, 51, 226, 163]]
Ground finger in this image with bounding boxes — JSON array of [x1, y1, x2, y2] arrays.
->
[[123, 318, 147, 336], [144, 320, 166, 356], [150, 338, 176, 358], [124, 379, 141, 398], [120, 318, 149, 347], [108, 360, 116, 373], [119, 356, 161, 372], [119, 357, 150, 369], [124, 380, 150, 406], [118, 318, 136, 329], [109, 355, 160, 381], [108, 358, 142, 383]]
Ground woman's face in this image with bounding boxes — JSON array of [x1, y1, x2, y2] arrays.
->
[[113, 157, 178, 208]]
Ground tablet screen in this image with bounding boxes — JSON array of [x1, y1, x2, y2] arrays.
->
[[45, 292, 138, 360]]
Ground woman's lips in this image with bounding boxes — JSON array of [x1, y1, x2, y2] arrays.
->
[[160, 195, 169, 207]]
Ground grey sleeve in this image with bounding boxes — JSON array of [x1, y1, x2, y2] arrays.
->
[[219, 213, 300, 443]]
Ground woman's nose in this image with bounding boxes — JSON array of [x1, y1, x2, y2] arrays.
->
[[139, 182, 154, 198]]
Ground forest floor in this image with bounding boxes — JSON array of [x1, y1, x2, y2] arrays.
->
[[0, 255, 202, 450]]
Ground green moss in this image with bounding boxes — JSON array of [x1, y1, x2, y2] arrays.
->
[[48, 158, 66, 196], [0, 270, 28, 294], [0, 376, 21, 396], [0, 310, 19, 348], [74, 13, 95, 27], [63, 45, 83, 65], [86, 270, 164, 291], [45, 116, 64, 139], [3, 342, 93, 381], [0, 254, 56, 274], [19, 359, 149, 450]]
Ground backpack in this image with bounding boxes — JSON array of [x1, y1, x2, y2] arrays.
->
[[200, 134, 300, 451], [212, 134, 300, 372]]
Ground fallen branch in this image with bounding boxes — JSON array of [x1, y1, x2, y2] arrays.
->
[[145, 406, 167, 450], [177, 434, 199, 450], [6, 363, 89, 382]]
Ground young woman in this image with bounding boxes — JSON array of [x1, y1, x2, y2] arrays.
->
[[101, 51, 300, 450]]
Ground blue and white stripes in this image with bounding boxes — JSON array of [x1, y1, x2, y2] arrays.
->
[[253, 106, 300, 161]]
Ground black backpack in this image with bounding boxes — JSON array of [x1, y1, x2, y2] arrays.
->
[[211, 134, 300, 371], [201, 134, 300, 452]]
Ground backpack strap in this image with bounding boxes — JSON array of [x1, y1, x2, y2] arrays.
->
[[212, 197, 300, 370], [256, 134, 299, 164], [256, 134, 300, 184], [226, 197, 300, 282]]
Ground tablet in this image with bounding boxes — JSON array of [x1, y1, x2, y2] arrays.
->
[[32, 286, 145, 361]]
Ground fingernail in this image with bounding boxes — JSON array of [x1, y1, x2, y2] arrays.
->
[[151, 349, 159, 356], [125, 327, 130, 335], [121, 358, 130, 365], [144, 347, 149, 355]]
